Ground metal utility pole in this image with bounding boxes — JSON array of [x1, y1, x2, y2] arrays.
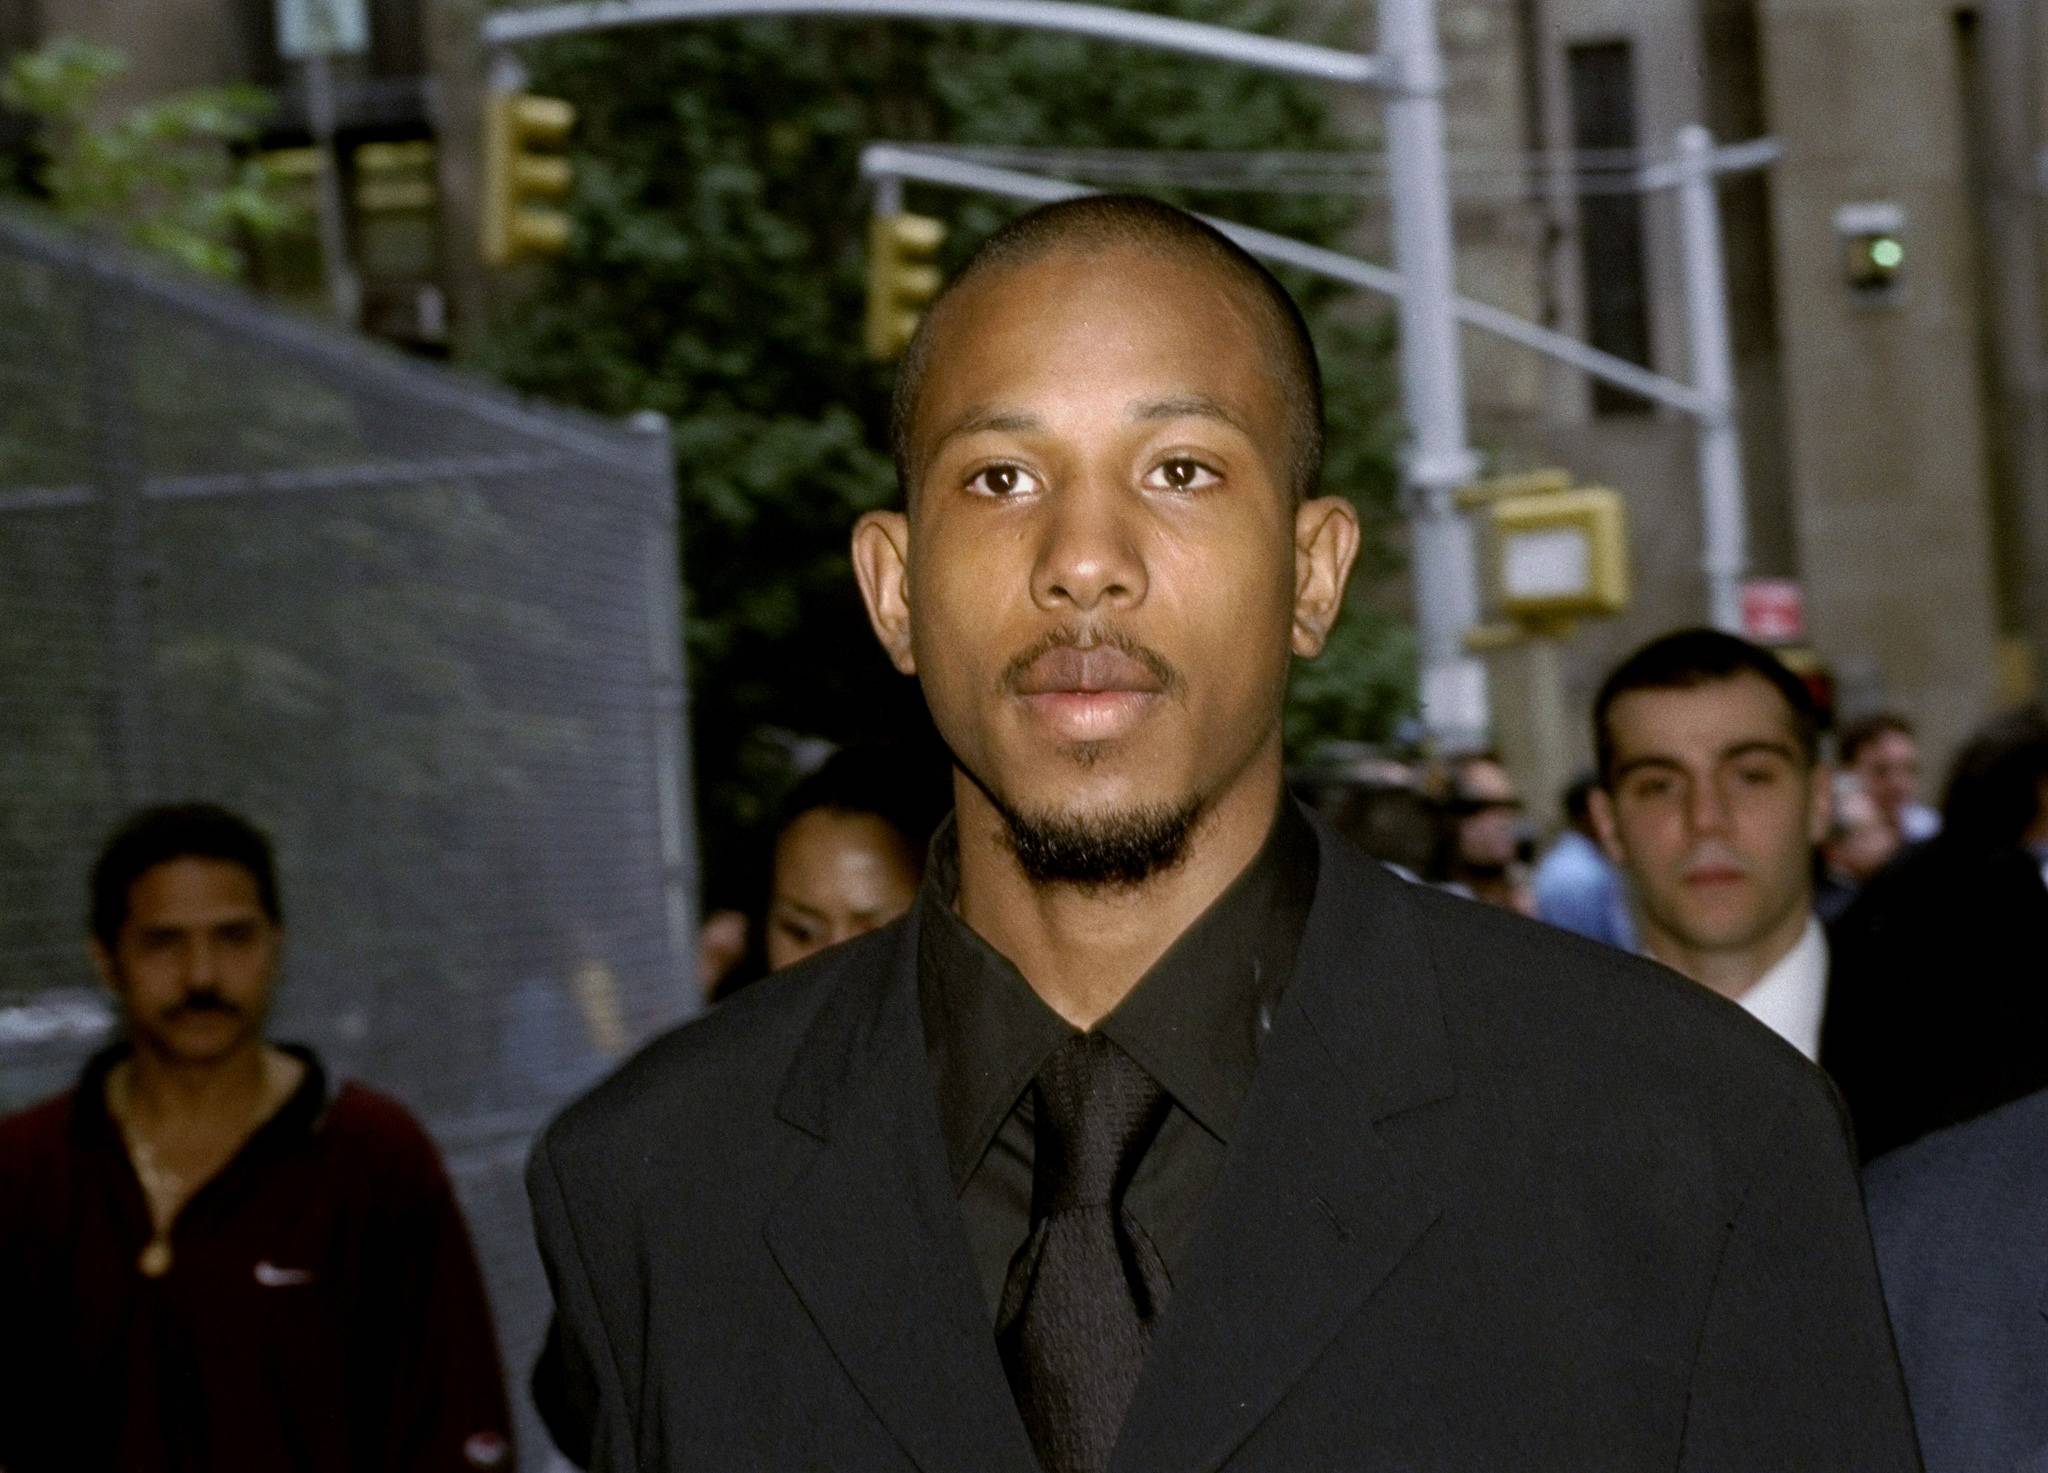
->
[[302, 54, 362, 326], [1380, 0, 1486, 746], [1674, 125, 1747, 633], [278, 0, 368, 325], [1978, 0, 2048, 686]]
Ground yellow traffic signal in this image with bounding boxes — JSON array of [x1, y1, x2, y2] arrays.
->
[[865, 212, 945, 360], [354, 140, 437, 215], [481, 92, 576, 268]]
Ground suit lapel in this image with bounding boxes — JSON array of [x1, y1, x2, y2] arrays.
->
[[764, 913, 1039, 1473], [1113, 824, 1457, 1473]]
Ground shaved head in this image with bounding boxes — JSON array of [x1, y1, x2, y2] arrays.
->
[[889, 195, 1325, 504]]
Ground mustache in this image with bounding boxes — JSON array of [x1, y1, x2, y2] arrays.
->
[[161, 989, 243, 1022], [1000, 625, 1186, 700]]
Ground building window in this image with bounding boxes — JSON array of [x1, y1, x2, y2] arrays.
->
[[1567, 41, 1654, 415]]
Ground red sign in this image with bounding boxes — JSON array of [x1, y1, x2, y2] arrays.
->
[[1740, 579, 1805, 644]]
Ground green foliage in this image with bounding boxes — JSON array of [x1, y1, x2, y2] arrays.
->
[[472, 5, 1412, 878], [1, 37, 300, 278]]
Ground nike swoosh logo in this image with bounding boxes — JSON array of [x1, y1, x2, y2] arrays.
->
[[253, 1261, 315, 1287]]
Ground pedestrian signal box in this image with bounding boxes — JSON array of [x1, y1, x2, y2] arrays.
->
[[1488, 485, 1630, 624], [481, 92, 576, 268], [865, 212, 946, 360]]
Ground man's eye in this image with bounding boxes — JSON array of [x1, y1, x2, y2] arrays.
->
[[1146, 457, 1220, 492], [965, 464, 1038, 497], [1735, 765, 1780, 787], [1629, 777, 1676, 801]]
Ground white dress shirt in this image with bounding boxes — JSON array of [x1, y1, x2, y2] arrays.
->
[[1736, 915, 1828, 1062]]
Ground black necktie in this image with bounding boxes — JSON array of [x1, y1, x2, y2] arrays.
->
[[997, 1032, 1173, 1473]]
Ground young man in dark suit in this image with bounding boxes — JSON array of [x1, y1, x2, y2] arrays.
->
[[529, 196, 1919, 1471]]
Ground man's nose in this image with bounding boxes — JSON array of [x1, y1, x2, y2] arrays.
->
[[1686, 776, 1735, 835], [1029, 476, 1146, 614], [184, 936, 221, 987]]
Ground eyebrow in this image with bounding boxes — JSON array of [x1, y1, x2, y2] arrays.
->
[[1129, 393, 1254, 438], [924, 394, 1254, 462], [925, 407, 1042, 461], [1612, 739, 1803, 783]]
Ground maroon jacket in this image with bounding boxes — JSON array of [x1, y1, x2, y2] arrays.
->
[[0, 1045, 514, 1473]]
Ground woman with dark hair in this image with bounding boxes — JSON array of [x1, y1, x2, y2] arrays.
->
[[701, 743, 947, 1002]]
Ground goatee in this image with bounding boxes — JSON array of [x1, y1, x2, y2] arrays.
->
[[994, 795, 1201, 890]]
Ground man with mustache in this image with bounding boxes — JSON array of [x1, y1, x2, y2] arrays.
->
[[530, 198, 1916, 1470], [1588, 629, 1837, 1063], [0, 803, 514, 1472]]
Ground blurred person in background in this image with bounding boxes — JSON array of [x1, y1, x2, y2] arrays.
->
[[1815, 770, 1900, 925], [1428, 751, 1534, 914], [1828, 706, 2048, 1158], [1319, 779, 1439, 882], [1588, 630, 1835, 1063], [0, 803, 513, 1473], [699, 744, 946, 1004], [1841, 712, 1940, 845], [1532, 772, 1636, 950], [1291, 743, 1435, 881]]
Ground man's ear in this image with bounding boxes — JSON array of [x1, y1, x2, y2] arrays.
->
[[1589, 784, 1627, 865], [1291, 495, 1361, 657], [852, 510, 916, 676]]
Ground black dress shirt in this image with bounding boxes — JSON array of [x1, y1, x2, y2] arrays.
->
[[917, 799, 1318, 1319]]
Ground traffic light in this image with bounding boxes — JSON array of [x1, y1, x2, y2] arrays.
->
[[1847, 232, 1905, 292], [354, 140, 437, 216], [1834, 201, 1906, 300], [481, 92, 576, 268], [865, 212, 945, 360]]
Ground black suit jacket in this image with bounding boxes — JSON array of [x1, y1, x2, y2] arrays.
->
[[530, 817, 1919, 1470]]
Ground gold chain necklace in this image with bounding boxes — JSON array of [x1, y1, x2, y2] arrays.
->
[[108, 1053, 293, 1278]]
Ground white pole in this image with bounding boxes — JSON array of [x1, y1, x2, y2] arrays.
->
[[302, 51, 361, 326], [859, 144, 1726, 417], [1381, 0, 1487, 747], [485, 0, 1385, 84], [1676, 124, 1748, 632]]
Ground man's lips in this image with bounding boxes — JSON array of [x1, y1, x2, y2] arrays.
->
[[1010, 646, 1166, 696]]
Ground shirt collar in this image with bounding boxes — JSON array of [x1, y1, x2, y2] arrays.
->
[[1735, 915, 1829, 1062], [917, 797, 1318, 1191], [72, 1039, 331, 1149]]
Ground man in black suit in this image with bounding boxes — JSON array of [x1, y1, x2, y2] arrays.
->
[[529, 196, 1918, 1470], [1829, 706, 2048, 1158]]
